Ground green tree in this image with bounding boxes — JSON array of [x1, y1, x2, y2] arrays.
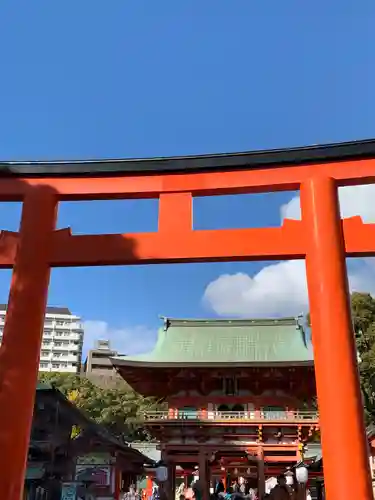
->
[[306, 292, 375, 424], [38, 372, 165, 441], [351, 292, 375, 423]]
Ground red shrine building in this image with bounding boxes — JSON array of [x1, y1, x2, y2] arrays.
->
[[112, 317, 318, 499]]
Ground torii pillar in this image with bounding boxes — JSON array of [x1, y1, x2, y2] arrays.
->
[[0, 187, 57, 500], [301, 176, 372, 500]]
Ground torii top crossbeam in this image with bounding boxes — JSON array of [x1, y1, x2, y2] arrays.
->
[[0, 139, 374, 268]]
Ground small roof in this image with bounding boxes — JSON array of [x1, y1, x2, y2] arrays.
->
[[111, 317, 313, 368]]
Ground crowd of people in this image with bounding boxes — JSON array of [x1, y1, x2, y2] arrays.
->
[[182, 475, 312, 500], [119, 474, 313, 500], [262, 474, 312, 499], [210, 475, 312, 500]]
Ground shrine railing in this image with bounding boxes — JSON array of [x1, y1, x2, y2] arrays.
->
[[143, 410, 319, 422]]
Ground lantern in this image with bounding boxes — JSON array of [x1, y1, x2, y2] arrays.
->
[[295, 464, 308, 485], [156, 466, 168, 482], [284, 469, 294, 486]]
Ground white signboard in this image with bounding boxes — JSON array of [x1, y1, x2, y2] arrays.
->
[[76, 453, 112, 466], [61, 482, 77, 500]]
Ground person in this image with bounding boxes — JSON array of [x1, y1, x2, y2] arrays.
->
[[238, 481, 246, 496], [184, 488, 195, 500], [152, 486, 160, 500], [124, 485, 141, 500], [184, 486, 200, 500], [232, 481, 239, 493], [268, 475, 293, 499], [215, 480, 225, 496]]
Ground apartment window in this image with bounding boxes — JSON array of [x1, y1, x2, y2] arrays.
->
[[92, 353, 112, 360], [52, 363, 60, 369], [40, 362, 48, 368], [41, 351, 49, 357]]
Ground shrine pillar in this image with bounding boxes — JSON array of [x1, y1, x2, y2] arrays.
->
[[114, 467, 122, 500], [169, 463, 176, 500], [160, 454, 175, 500], [0, 187, 57, 500], [257, 448, 265, 498], [300, 175, 372, 499], [199, 452, 210, 500]]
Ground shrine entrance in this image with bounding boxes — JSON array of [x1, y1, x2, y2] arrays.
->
[[0, 139, 374, 499]]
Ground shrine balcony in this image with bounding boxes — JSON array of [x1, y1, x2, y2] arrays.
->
[[143, 410, 319, 425]]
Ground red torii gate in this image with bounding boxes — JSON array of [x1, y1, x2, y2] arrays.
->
[[0, 139, 374, 499]]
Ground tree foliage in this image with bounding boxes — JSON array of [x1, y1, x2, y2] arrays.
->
[[351, 292, 375, 423], [38, 372, 166, 441], [309, 292, 375, 424]]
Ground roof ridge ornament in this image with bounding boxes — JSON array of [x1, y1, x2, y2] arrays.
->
[[295, 313, 304, 329]]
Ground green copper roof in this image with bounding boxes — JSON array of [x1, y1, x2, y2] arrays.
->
[[112, 317, 313, 367]]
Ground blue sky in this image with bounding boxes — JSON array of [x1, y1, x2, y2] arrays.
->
[[1, 0, 375, 356]]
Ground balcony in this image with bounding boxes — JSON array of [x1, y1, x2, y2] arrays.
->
[[51, 343, 79, 351], [51, 354, 79, 362], [143, 410, 319, 424], [54, 322, 83, 330], [53, 332, 82, 340]]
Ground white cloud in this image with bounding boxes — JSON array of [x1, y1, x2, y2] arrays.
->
[[204, 184, 375, 318], [281, 184, 375, 222], [203, 260, 375, 318], [203, 261, 308, 317], [83, 320, 157, 357]]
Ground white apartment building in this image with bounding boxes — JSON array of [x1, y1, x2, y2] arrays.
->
[[0, 305, 84, 373]]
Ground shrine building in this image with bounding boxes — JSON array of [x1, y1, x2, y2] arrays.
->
[[111, 317, 318, 499]]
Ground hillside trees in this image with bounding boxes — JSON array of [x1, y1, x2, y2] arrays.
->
[[38, 372, 165, 441]]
